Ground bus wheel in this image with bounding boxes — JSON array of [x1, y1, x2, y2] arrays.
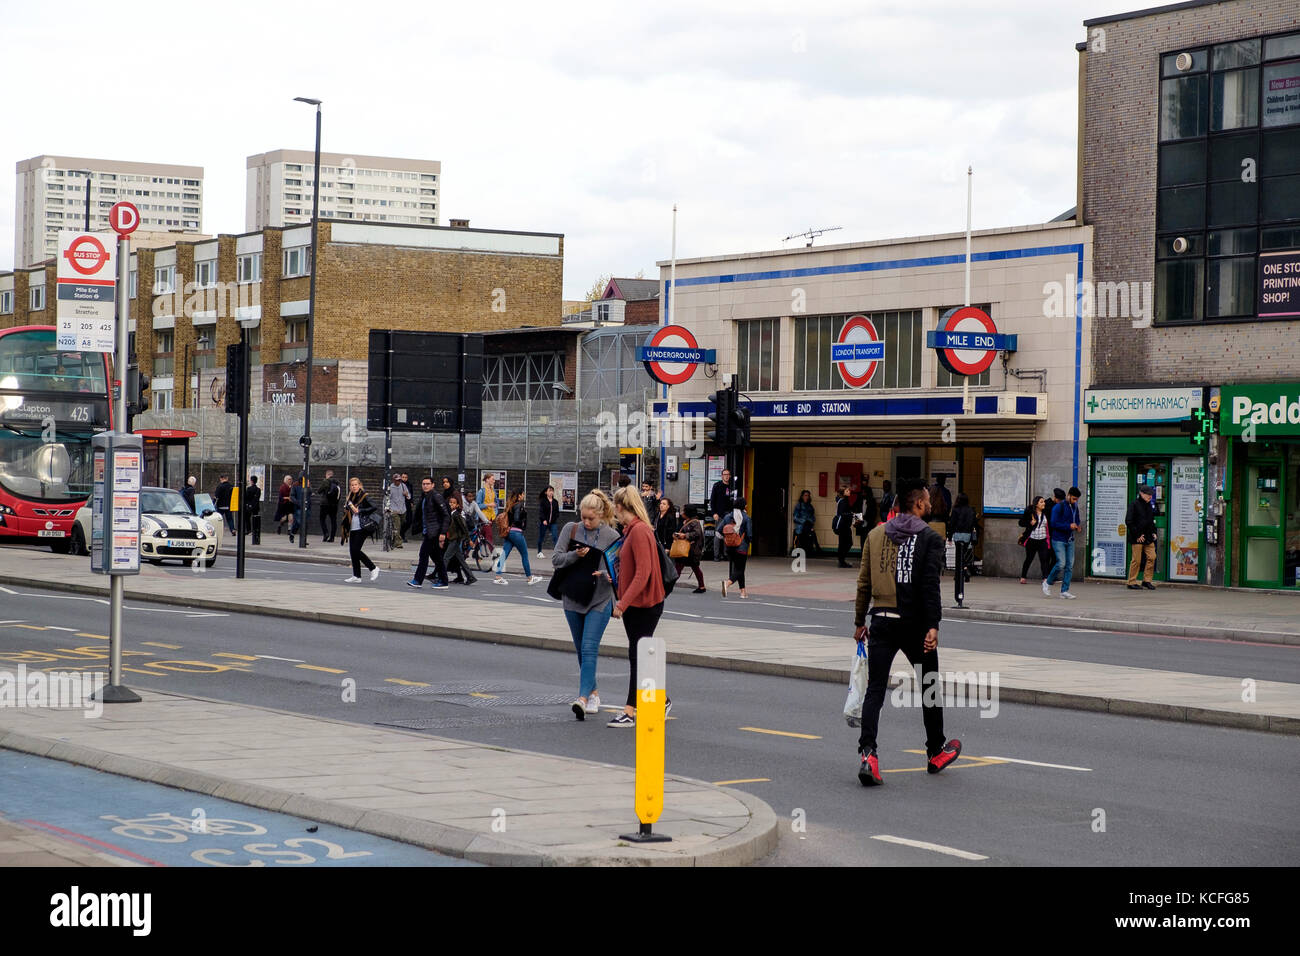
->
[[50, 538, 72, 555], [70, 525, 88, 556]]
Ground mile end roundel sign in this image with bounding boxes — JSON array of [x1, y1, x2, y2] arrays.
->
[[832, 314, 884, 389], [934, 306, 1001, 377]]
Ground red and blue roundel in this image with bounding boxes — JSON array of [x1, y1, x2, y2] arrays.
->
[[832, 315, 884, 389], [935, 306, 1000, 376], [642, 325, 703, 386]]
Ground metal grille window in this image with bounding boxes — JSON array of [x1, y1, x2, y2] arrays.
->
[[793, 311, 921, 391], [578, 328, 654, 400], [736, 318, 779, 392], [483, 351, 566, 401]]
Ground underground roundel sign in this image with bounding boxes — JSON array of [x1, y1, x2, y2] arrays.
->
[[832, 315, 884, 389], [934, 306, 1002, 377], [641, 325, 707, 386]]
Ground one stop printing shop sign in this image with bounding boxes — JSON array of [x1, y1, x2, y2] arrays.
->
[[56, 231, 117, 352]]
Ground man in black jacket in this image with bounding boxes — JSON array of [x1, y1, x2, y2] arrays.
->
[[709, 469, 733, 562], [852, 480, 962, 786], [1125, 484, 1158, 590], [212, 475, 234, 535], [408, 476, 451, 589], [834, 485, 855, 568], [317, 470, 341, 542]]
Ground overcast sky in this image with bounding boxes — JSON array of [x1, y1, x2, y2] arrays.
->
[[1, 0, 1109, 300]]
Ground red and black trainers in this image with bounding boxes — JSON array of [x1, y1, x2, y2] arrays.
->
[[927, 739, 962, 774], [858, 750, 882, 787]]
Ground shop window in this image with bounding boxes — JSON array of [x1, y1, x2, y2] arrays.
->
[[1205, 256, 1255, 318]]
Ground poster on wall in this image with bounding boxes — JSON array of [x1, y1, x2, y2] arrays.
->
[[981, 457, 1028, 515], [1091, 458, 1129, 578], [1169, 457, 1204, 582], [548, 471, 579, 511], [689, 457, 707, 505], [707, 456, 726, 488]]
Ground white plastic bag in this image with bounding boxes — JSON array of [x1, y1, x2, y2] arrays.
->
[[844, 641, 868, 727]]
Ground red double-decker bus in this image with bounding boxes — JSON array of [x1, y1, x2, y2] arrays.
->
[[0, 325, 112, 551]]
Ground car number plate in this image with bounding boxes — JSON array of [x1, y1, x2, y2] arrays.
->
[[38, 530, 66, 538], [166, 540, 194, 550]]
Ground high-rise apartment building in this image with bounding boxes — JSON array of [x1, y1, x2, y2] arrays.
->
[[14, 155, 204, 267], [245, 150, 441, 230]]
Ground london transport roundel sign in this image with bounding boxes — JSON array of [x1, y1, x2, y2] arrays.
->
[[935, 306, 999, 376], [62, 235, 111, 276], [833, 314, 884, 389], [108, 201, 141, 236], [642, 324, 705, 386]]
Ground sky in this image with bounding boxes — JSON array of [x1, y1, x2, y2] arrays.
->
[[0, 0, 1113, 300]]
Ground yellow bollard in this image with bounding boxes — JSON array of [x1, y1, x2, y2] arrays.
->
[[621, 637, 671, 844]]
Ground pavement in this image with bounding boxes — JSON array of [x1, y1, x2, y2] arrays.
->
[[225, 531, 1300, 645], [2, 539, 1298, 868]]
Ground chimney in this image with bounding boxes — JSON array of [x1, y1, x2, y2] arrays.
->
[[449, 218, 470, 229]]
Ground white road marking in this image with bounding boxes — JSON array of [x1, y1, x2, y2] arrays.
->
[[665, 610, 702, 618], [0, 620, 26, 625], [0, 587, 16, 595], [981, 756, 1093, 772], [45, 626, 78, 632], [256, 655, 306, 663], [871, 835, 988, 861], [704, 616, 828, 628]]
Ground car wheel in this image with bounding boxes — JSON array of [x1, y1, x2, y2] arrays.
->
[[50, 537, 72, 555], [182, 558, 194, 567], [70, 525, 88, 556], [205, 555, 217, 568]]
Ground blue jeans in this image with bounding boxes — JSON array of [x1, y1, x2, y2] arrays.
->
[[1047, 538, 1074, 592], [537, 522, 559, 551], [565, 602, 612, 699], [496, 529, 532, 576]]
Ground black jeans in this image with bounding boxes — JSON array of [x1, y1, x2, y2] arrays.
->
[[674, 557, 704, 588], [1021, 538, 1052, 579], [413, 534, 448, 585], [728, 550, 747, 588], [837, 527, 854, 564], [858, 616, 947, 758], [622, 602, 665, 709], [349, 532, 375, 577], [445, 539, 475, 582], [321, 508, 337, 541]]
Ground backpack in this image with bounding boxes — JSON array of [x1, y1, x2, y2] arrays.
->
[[493, 511, 510, 541]]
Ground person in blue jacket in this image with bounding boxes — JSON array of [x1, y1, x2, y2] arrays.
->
[[1044, 486, 1082, 599]]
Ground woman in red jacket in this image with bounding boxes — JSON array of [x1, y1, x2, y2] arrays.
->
[[608, 485, 670, 728]]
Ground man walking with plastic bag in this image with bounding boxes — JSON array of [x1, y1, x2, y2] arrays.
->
[[850, 479, 962, 786]]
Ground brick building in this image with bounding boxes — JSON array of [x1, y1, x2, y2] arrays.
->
[[1079, 0, 1300, 588]]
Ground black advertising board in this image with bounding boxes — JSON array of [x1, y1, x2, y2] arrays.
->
[[366, 330, 483, 433]]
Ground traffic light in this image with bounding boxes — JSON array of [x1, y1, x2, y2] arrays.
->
[[126, 363, 150, 416], [225, 343, 247, 414], [707, 387, 733, 447], [731, 401, 752, 447]]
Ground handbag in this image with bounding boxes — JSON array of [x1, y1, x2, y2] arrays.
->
[[547, 536, 600, 605], [722, 523, 742, 548], [669, 537, 690, 559], [657, 535, 680, 596], [844, 641, 868, 727]]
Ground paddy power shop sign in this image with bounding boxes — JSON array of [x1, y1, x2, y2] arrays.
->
[[1219, 384, 1300, 437]]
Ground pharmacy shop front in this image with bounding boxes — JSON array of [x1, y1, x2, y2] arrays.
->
[[1085, 387, 1209, 585]]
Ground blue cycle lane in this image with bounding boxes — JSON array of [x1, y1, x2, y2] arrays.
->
[[0, 751, 476, 867]]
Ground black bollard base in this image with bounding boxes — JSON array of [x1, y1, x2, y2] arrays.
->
[[620, 822, 672, 843], [94, 684, 142, 704]]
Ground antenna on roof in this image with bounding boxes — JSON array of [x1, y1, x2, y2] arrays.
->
[[783, 226, 843, 247]]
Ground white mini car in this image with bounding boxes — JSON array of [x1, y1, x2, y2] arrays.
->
[[72, 486, 222, 568]]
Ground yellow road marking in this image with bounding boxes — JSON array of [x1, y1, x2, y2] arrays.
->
[[385, 679, 430, 687], [469, 691, 498, 699], [296, 664, 347, 674], [739, 726, 821, 740], [141, 642, 182, 649], [10, 624, 47, 630], [213, 653, 259, 661], [712, 778, 771, 786], [76, 633, 110, 641], [886, 750, 1007, 773]]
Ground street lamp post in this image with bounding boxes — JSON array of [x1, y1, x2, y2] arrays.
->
[[76, 169, 92, 231], [294, 96, 322, 549]]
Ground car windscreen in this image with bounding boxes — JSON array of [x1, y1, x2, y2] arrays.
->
[[140, 490, 192, 515]]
